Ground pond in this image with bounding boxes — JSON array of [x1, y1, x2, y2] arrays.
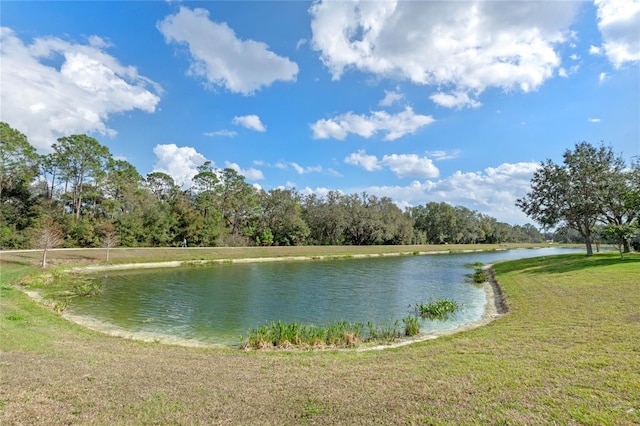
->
[[67, 247, 584, 347]]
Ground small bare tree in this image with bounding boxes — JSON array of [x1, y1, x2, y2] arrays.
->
[[102, 223, 120, 263], [32, 216, 64, 268]]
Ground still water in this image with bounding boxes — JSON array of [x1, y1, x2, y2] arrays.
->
[[68, 247, 583, 346]]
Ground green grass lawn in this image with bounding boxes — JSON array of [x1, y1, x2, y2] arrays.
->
[[1, 249, 638, 425]]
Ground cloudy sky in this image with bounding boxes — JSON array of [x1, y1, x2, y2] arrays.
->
[[2, 0, 639, 225]]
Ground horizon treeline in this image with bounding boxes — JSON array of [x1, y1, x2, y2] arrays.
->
[[2, 122, 550, 249]]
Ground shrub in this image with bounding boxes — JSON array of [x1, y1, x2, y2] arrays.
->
[[472, 269, 487, 283]]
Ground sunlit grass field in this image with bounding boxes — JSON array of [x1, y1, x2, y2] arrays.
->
[[1, 247, 638, 424]]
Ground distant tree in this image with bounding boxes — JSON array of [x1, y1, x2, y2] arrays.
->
[[52, 135, 111, 220], [411, 202, 457, 244], [171, 192, 209, 246], [341, 193, 382, 245], [258, 188, 309, 245], [599, 161, 640, 252], [517, 142, 626, 256], [0, 122, 39, 200], [32, 216, 64, 268], [102, 159, 143, 219], [303, 191, 347, 245], [146, 171, 179, 203], [192, 161, 221, 220], [0, 123, 41, 248], [374, 196, 414, 244], [601, 223, 640, 260], [454, 206, 483, 243], [217, 168, 259, 244], [101, 223, 120, 262]]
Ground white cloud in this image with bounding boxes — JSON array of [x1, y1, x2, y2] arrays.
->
[[426, 150, 461, 161], [599, 72, 608, 83], [158, 7, 298, 94], [588, 117, 602, 123], [261, 161, 323, 175], [204, 129, 237, 137], [344, 150, 439, 179], [594, 0, 640, 68], [360, 161, 541, 224], [345, 150, 382, 171], [224, 161, 264, 181], [380, 154, 439, 179], [232, 114, 266, 132], [290, 162, 322, 175], [558, 65, 580, 78], [379, 89, 404, 106], [290, 162, 304, 174], [153, 144, 208, 188], [311, 107, 434, 141], [299, 186, 338, 199], [327, 168, 343, 177], [430, 91, 482, 109], [0, 27, 161, 151], [310, 1, 579, 108]]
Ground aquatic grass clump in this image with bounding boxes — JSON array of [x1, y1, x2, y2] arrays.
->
[[472, 269, 487, 283], [403, 315, 420, 336], [242, 319, 406, 349], [467, 262, 488, 284], [72, 280, 102, 297], [415, 299, 461, 321]]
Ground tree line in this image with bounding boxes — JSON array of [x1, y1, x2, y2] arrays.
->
[[4, 122, 629, 251]]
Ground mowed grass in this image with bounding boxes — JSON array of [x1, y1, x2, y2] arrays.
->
[[0, 248, 638, 425]]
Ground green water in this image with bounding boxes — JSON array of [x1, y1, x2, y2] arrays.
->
[[68, 248, 582, 346]]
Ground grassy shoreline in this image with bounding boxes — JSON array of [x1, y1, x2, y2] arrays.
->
[[1, 246, 638, 424]]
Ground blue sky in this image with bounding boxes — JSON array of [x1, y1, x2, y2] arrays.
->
[[2, 1, 639, 225]]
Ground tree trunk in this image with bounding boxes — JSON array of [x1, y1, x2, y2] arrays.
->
[[623, 239, 631, 253], [584, 238, 593, 256]]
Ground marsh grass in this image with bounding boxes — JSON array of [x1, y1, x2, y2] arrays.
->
[[242, 319, 403, 349], [1, 249, 638, 425], [243, 298, 463, 348]]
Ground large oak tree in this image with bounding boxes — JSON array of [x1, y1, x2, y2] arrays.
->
[[517, 142, 628, 256]]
